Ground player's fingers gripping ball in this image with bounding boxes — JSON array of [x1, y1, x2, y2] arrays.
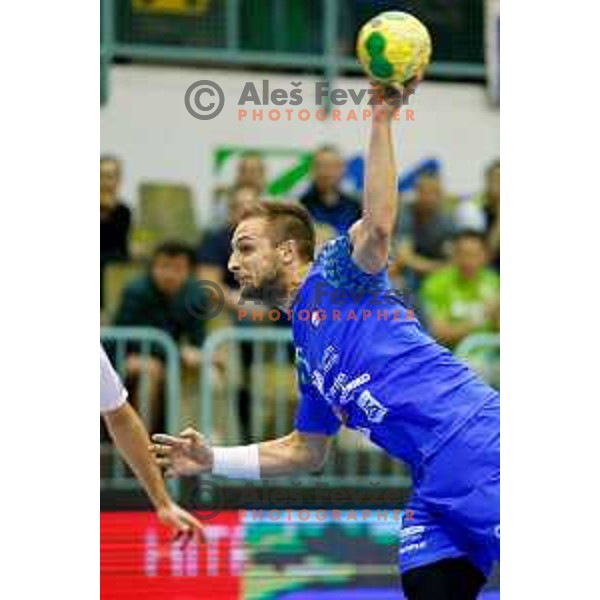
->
[[356, 11, 432, 86]]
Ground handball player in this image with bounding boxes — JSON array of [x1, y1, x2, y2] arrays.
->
[[152, 84, 499, 598]]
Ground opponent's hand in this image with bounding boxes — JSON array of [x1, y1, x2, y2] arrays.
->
[[157, 502, 207, 545], [151, 428, 213, 477]]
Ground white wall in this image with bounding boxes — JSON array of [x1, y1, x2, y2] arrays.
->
[[101, 65, 499, 225]]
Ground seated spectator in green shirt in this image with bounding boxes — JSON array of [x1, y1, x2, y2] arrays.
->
[[421, 230, 500, 349], [114, 241, 212, 430]]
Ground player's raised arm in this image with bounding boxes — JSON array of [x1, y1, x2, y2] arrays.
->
[[350, 82, 417, 274], [151, 428, 331, 479]]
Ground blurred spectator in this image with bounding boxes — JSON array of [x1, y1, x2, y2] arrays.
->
[[480, 159, 500, 269], [421, 230, 500, 349], [196, 185, 294, 442], [101, 155, 131, 260], [101, 155, 131, 306], [114, 241, 214, 429], [196, 184, 261, 301], [300, 145, 361, 234], [456, 159, 500, 270], [392, 172, 455, 290], [235, 152, 266, 194], [197, 184, 262, 440]]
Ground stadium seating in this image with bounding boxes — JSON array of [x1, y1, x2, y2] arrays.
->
[[138, 182, 198, 248]]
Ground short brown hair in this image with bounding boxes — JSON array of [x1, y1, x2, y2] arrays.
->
[[238, 201, 316, 262]]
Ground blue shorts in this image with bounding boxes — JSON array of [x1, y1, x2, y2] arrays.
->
[[398, 395, 500, 577]]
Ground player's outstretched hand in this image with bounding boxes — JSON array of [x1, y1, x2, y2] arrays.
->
[[157, 502, 207, 546], [151, 427, 213, 478]]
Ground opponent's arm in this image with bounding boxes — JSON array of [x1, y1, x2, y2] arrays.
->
[[151, 428, 331, 479], [104, 402, 173, 508], [351, 83, 418, 274], [103, 403, 204, 539]]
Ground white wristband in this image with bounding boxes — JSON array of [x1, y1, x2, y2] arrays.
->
[[212, 444, 261, 480]]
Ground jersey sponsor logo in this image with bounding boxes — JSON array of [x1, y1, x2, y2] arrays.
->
[[339, 373, 371, 404], [311, 370, 325, 396], [399, 541, 427, 555], [356, 390, 388, 423], [400, 525, 425, 541], [327, 372, 348, 401], [322, 345, 339, 373], [399, 524, 427, 555], [322, 371, 371, 407], [298, 345, 378, 425]]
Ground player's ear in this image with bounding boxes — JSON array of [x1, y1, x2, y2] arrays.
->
[[277, 239, 296, 265]]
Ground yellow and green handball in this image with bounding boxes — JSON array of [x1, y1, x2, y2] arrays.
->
[[356, 11, 432, 85]]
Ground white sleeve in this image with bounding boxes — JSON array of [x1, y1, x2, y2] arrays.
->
[[100, 345, 128, 413]]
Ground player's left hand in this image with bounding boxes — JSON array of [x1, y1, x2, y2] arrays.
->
[[157, 502, 207, 546]]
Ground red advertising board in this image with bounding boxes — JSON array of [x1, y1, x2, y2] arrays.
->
[[102, 510, 500, 598], [101, 512, 243, 599]]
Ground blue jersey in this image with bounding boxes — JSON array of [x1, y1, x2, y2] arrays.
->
[[292, 235, 497, 481]]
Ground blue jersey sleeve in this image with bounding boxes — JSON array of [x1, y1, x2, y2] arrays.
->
[[294, 380, 341, 436], [316, 235, 388, 291]]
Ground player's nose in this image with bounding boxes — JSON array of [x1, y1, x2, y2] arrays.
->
[[228, 253, 239, 273]]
